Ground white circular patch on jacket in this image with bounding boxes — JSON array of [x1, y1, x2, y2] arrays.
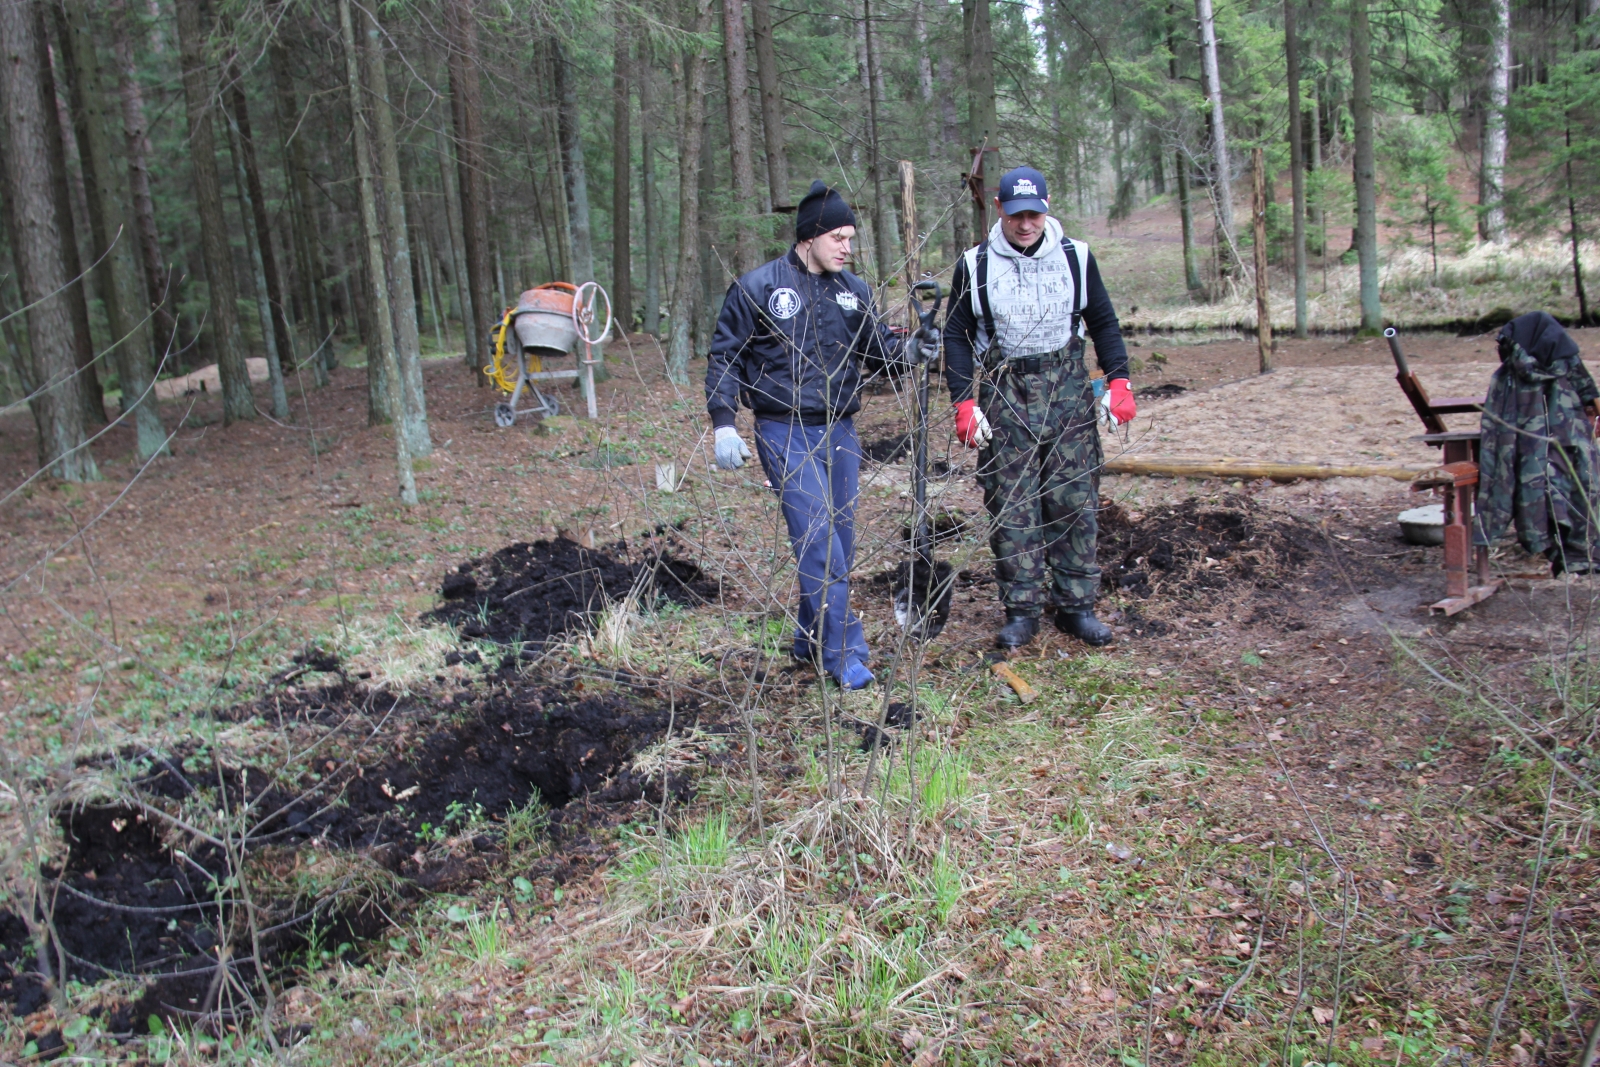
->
[[767, 287, 802, 319]]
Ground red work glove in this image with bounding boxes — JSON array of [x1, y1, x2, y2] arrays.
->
[[954, 398, 992, 449], [1105, 377, 1137, 425]]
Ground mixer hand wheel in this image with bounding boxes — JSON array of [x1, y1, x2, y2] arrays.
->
[[571, 281, 612, 419], [572, 282, 613, 349]]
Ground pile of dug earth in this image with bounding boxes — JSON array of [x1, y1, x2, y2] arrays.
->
[[427, 536, 717, 645]]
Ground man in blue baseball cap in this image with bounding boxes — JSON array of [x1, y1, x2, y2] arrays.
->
[[703, 181, 902, 689], [943, 166, 1138, 650]]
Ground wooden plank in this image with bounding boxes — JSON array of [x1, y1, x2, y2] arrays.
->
[[1104, 457, 1422, 482]]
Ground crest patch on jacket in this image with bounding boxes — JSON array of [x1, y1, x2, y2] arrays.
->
[[768, 287, 802, 319]]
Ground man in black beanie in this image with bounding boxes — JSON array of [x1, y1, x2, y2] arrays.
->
[[704, 180, 901, 690]]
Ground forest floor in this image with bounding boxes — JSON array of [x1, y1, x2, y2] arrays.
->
[[1, 325, 1597, 1066]]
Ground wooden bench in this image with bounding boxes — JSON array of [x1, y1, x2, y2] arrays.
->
[[1386, 329, 1499, 615]]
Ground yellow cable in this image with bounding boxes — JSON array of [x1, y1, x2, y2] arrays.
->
[[484, 308, 516, 392]]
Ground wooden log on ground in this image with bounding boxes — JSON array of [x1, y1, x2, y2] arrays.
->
[[1104, 457, 1422, 482]]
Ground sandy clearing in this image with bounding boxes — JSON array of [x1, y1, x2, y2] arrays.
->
[[1103, 361, 1500, 469]]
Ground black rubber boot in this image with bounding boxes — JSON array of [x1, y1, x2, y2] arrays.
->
[[997, 613, 1039, 649], [1056, 609, 1113, 646]]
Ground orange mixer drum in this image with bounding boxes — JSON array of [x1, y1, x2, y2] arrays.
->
[[510, 283, 579, 354]]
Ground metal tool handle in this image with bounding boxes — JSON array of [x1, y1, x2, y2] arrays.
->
[[912, 280, 942, 331], [1384, 327, 1411, 377], [906, 280, 943, 567]]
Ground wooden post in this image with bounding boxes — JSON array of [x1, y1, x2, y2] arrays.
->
[[1252, 146, 1273, 373], [899, 160, 918, 287]]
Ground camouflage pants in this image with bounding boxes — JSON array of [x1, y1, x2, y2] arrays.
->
[[977, 352, 1102, 614]]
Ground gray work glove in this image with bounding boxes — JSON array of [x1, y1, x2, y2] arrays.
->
[[714, 426, 751, 470]]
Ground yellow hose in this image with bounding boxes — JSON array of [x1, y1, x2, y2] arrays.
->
[[484, 306, 549, 393], [484, 309, 515, 392]]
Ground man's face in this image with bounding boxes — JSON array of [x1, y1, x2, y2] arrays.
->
[[997, 205, 1047, 248], [799, 226, 855, 274]]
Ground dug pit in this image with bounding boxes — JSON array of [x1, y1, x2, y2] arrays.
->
[[0, 675, 715, 1037]]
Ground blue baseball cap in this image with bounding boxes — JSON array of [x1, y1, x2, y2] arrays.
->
[[997, 166, 1049, 215]]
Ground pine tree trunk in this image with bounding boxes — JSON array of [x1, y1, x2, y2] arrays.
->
[[57, 0, 167, 457], [365, 15, 431, 456], [937, 52, 968, 252], [545, 79, 574, 282], [1481, 0, 1510, 242], [914, 0, 938, 180], [224, 119, 284, 412], [863, 0, 893, 282], [446, 0, 491, 381], [1286, 0, 1307, 336], [749, 0, 788, 209], [0, 0, 98, 479], [696, 101, 717, 350], [1195, 0, 1234, 256], [174, 0, 252, 422], [639, 45, 661, 337], [554, 41, 596, 287], [109, 0, 179, 370], [436, 125, 474, 360], [1567, 131, 1590, 326], [612, 25, 634, 325], [1177, 151, 1201, 290], [963, 0, 996, 238], [225, 85, 291, 418], [666, 0, 714, 386], [420, 222, 445, 349], [1166, 8, 1201, 292], [269, 38, 330, 380], [39, 14, 103, 426], [545, 79, 574, 281], [1350, 0, 1383, 332], [525, 134, 558, 279], [1251, 146, 1273, 371], [338, 0, 415, 504], [1, 286, 35, 414], [554, 37, 604, 383], [721, 0, 759, 274]]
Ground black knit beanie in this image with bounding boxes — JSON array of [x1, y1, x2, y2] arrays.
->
[[795, 180, 857, 240]]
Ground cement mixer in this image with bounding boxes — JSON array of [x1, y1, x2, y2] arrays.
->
[[485, 281, 612, 425]]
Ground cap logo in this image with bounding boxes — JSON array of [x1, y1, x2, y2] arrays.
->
[[1011, 178, 1039, 196], [768, 287, 802, 320]]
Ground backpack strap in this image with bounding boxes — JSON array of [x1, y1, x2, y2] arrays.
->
[[973, 243, 996, 350], [1064, 237, 1088, 341]]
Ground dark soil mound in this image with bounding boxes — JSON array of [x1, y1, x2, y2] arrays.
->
[[0, 676, 713, 1030], [1098, 497, 1324, 600], [861, 434, 911, 463], [338, 678, 703, 830], [427, 538, 717, 644], [1137, 382, 1187, 399]]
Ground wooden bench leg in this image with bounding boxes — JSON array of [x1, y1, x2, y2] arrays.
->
[[1443, 490, 1470, 599], [1430, 481, 1502, 615]]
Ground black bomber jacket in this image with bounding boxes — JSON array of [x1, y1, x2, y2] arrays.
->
[[705, 249, 900, 428]]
